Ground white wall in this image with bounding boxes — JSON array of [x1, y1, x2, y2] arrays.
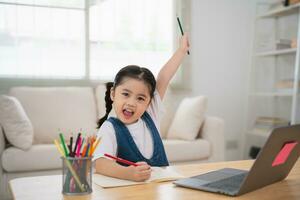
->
[[189, 0, 256, 160]]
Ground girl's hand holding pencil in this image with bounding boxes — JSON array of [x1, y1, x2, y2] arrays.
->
[[177, 17, 190, 55], [103, 153, 152, 182], [179, 33, 190, 55], [128, 161, 152, 182]]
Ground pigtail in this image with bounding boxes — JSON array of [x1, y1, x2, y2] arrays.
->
[[97, 82, 114, 129]]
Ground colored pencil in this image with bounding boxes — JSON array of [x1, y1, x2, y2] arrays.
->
[[176, 16, 190, 55], [54, 139, 85, 192], [59, 133, 69, 156], [104, 153, 139, 167]]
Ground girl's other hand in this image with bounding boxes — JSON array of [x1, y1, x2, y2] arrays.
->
[[180, 33, 190, 54], [128, 161, 151, 182]]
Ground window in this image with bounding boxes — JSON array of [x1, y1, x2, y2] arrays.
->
[[0, 0, 175, 80], [0, 1, 85, 78], [89, 0, 174, 80]]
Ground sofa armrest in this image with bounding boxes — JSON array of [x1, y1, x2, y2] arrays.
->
[[0, 126, 4, 159], [0, 126, 5, 200], [0, 126, 4, 177], [200, 116, 225, 162]]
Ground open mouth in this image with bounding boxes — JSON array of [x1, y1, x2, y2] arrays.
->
[[122, 109, 134, 118]]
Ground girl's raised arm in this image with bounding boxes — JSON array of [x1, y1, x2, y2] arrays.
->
[[156, 34, 189, 99]]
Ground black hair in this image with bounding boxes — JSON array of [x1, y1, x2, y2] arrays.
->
[[97, 65, 156, 129]]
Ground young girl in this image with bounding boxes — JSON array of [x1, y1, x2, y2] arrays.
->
[[94, 34, 189, 182]]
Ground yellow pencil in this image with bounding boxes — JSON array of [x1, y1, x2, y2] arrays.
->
[[54, 140, 65, 156], [90, 138, 101, 156], [54, 140, 85, 192]]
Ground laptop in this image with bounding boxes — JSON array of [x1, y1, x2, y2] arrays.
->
[[173, 124, 300, 196]]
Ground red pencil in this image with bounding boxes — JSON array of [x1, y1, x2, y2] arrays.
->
[[104, 153, 138, 167]]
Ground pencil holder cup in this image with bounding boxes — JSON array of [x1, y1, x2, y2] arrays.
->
[[61, 156, 93, 195]]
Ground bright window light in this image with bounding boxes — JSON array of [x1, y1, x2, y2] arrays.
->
[[0, 2, 85, 78], [0, 0, 174, 80], [89, 0, 174, 80]]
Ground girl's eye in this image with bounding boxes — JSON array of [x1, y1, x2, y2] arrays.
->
[[122, 92, 129, 97], [137, 97, 145, 101]]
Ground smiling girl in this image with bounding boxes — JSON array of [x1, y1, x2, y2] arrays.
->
[[94, 34, 189, 182]]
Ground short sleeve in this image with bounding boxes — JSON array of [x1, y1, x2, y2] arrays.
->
[[93, 121, 117, 161], [146, 89, 166, 129]]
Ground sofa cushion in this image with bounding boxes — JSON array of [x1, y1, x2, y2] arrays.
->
[[9, 87, 98, 144], [159, 90, 176, 139], [2, 144, 61, 172], [163, 139, 210, 162], [167, 96, 207, 141], [0, 95, 33, 150]]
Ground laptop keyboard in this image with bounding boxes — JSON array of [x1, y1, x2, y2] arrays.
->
[[202, 173, 248, 193]]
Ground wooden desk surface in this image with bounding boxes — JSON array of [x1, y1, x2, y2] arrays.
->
[[9, 160, 300, 200]]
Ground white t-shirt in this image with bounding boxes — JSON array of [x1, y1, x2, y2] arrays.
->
[[93, 90, 165, 161]]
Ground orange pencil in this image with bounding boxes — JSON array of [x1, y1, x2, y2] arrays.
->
[[81, 143, 88, 157]]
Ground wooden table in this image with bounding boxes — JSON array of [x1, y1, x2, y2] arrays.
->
[[9, 160, 300, 200]]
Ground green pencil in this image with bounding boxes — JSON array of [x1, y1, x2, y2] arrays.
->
[[59, 133, 69, 157], [177, 16, 190, 55]]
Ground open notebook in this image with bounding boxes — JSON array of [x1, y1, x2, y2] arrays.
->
[[93, 166, 184, 188]]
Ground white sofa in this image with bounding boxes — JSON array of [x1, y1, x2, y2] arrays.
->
[[0, 86, 224, 200]]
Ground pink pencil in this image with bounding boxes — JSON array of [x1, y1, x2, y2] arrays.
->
[[76, 137, 82, 157]]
